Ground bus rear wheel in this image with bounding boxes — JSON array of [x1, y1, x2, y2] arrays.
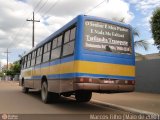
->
[[22, 87, 29, 93], [41, 81, 52, 103], [75, 90, 92, 102], [41, 81, 59, 103]]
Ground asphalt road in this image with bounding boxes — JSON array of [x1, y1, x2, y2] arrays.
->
[[0, 81, 139, 120]]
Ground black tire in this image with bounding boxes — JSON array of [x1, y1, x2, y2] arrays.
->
[[41, 81, 59, 103], [75, 91, 92, 102], [22, 87, 29, 93], [41, 81, 51, 103]]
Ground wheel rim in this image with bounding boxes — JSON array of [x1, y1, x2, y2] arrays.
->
[[41, 82, 48, 101]]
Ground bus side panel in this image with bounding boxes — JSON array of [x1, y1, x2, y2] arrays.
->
[[48, 60, 61, 93], [59, 59, 75, 93], [79, 53, 135, 78], [22, 68, 34, 88], [48, 79, 60, 93], [33, 65, 41, 90]]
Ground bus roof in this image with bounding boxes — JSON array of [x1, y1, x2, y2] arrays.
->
[[23, 15, 131, 57]]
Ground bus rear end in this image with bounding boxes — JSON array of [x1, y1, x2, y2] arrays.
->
[[74, 16, 135, 94]]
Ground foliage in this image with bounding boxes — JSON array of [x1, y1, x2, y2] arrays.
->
[[10, 61, 21, 74], [4, 70, 14, 77], [0, 72, 4, 77], [134, 40, 149, 51], [133, 28, 149, 50], [150, 7, 160, 50], [3, 61, 21, 77]]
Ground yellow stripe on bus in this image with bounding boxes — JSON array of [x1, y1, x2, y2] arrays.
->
[[21, 60, 135, 77], [74, 61, 135, 77]]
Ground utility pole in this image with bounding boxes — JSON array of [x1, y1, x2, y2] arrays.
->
[[26, 12, 40, 47], [4, 48, 11, 70]]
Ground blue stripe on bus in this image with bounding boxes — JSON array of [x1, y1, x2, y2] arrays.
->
[[78, 54, 135, 65], [32, 76, 42, 79], [50, 59, 60, 66], [75, 73, 135, 80], [48, 74, 60, 79], [34, 56, 74, 70], [31, 73, 135, 80], [61, 56, 74, 63]]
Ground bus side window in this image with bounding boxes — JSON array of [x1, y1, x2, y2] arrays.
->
[[51, 36, 61, 60], [44, 43, 48, 53], [62, 27, 76, 57], [36, 47, 43, 65], [57, 35, 62, 46], [24, 56, 28, 69], [31, 51, 36, 66], [70, 27, 76, 40], [52, 38, 57, 49], [62, 41, 74, 56], [51, 47, 61, 60], [43, 42, 51, 62], [22, 58, 25, 69], [64, 30, 70, 43]]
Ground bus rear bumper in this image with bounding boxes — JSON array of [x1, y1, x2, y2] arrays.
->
[[74, 83, 134, 92]]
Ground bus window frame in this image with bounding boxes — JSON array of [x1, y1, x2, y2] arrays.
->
[[26, 53, 32, 68], [30, 50, 37, 67], [35, 47, 43, 65], [23, 55, 28, 69], [62, 26, 76, 58], [42, 41, 52, 63], [50, 35, 62, 61]]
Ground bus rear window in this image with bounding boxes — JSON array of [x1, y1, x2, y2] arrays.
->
[[84, 20, 132, 54]]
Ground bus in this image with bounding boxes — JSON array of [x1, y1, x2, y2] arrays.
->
[[20, 15, 135, 103]]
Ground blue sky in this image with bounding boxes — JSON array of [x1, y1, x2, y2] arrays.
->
[[127, 0, 159, 54], [0, 0, 160, 66]]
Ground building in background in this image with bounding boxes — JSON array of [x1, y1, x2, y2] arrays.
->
[[136, 53, 160, 93], [136, 53, 160, 61]]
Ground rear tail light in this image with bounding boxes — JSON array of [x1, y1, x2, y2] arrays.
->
[[77, 78, 135, 85], [128, 80, 135, 85], [78, 77, 93, 83], [80, 78, 84, 82], [89, 78, 92, 82]]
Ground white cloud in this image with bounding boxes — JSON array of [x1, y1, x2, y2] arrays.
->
[[87, 0, 134, 23], [0, 59, 7, 67], [128, 0, 160, 34], [147, 38, 154, 45], [0, 0, 134, 64], [129, 0, 160, 13]]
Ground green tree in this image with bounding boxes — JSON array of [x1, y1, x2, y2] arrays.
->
[[10, 61, 21, 75], [0, 72, 4, 77], [4, 70, 14, 77], [133, 28, 149, 59], [133, 28, 149, 50], [150, 7, 160, 50], [3, 61, 21, 78]]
